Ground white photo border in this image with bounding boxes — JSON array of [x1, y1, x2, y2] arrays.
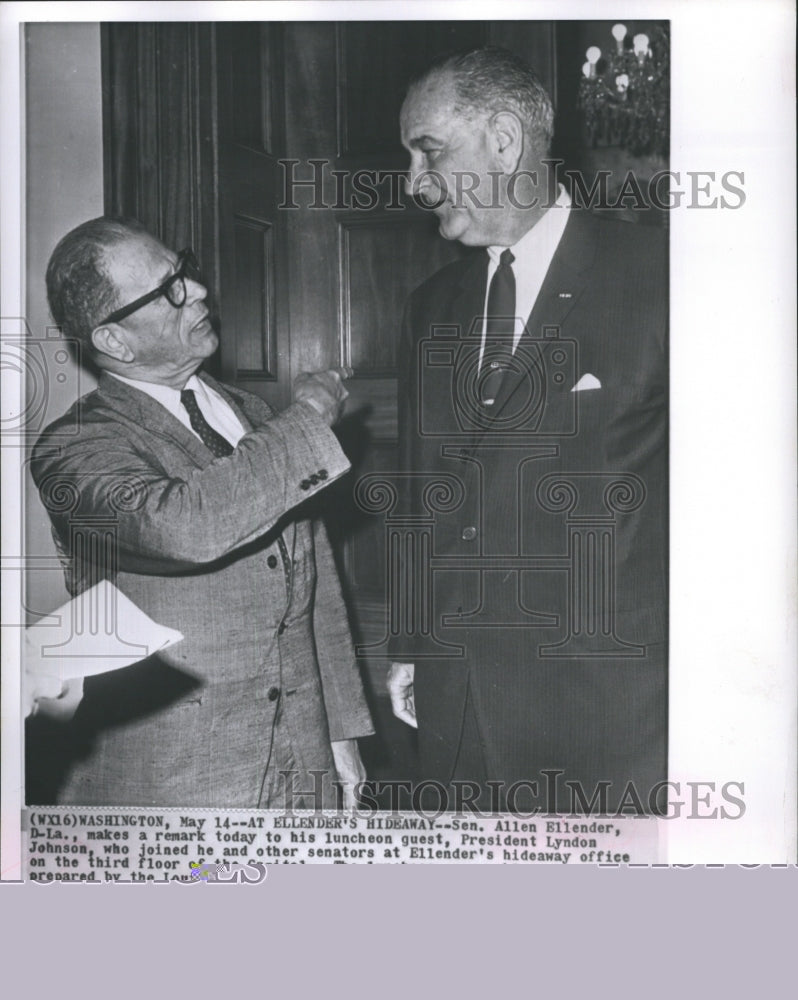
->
[[1, 0, 795, 873]]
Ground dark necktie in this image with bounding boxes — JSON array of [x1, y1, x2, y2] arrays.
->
[[481, 248, 516, 405], [180, 388, 234, 457]]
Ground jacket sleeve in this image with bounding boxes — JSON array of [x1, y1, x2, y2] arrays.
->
[[310, 517, 374, 741], [31, 401, 350, 575]]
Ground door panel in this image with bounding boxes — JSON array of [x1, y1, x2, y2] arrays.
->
[[216, 23, 291, 408]]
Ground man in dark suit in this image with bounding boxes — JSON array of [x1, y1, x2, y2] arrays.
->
[[30, 216, 372, 808], [387, 48, 667, 813]]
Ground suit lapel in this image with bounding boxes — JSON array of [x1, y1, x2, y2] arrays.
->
[[415, 253, 488, 453], [454, 251, 490, 338], [197, 371, 265, 433], [448, 254, 488, 451], [469, 211, 599, 445], [97, 371, 218, 467], [521, 208, 598, 340]]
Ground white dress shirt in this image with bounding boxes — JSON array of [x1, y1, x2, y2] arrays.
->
[[479, 184, 572, 371], [107, 371, 248, 446]]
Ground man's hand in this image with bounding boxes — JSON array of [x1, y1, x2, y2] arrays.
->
[[23, 672, 62, 718], [294, 366, 353, 426], [388, 662, 417, 729], [23, 674, 84, 721], [331, 738, 367, 810]]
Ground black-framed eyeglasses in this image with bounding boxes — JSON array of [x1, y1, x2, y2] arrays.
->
[[98, 248, 201, 326]]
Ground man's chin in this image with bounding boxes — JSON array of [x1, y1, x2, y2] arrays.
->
[[437, 213, 470, 243], [436, 209, 485, 245], [193, 324, 218, 353]]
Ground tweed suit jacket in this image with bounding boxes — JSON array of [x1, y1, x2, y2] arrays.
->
[[394, 209, 668, 811], [29, 370, 373, 807]]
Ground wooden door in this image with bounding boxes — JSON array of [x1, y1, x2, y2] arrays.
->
[[102, 19, 557, 765]]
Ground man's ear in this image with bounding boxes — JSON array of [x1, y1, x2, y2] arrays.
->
[[91, 323, 135, 363], [491, 111, 524, 174]]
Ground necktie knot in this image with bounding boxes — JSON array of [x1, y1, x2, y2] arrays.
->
[[499, 248, 515, 268]]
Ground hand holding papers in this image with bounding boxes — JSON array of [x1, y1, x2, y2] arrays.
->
[[22, 672, 72, 720], [24, 580, 184, 719]]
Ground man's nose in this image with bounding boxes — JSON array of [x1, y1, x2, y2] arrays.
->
[[184, 277, 207, 303], [405, 158, 445, 207], [405, 154, 432, 198]]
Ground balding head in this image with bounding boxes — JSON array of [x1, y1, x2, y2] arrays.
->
[[408, 47, 555, 159], [46, 216, 149, 354]]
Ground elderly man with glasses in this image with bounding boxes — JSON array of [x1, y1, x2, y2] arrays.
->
[[28, 216, 372, 809]]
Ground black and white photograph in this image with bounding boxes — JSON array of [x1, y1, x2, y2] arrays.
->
[[1, 1, 794, 878]]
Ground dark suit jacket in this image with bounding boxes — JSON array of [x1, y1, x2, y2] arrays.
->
[[395, 210, 668, 812], [29, 371, 373, 806]]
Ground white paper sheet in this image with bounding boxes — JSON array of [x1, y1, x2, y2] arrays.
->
[[25, 580, 184, 681]]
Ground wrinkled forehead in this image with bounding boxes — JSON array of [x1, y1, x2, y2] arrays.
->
[[102, 233, 176, 287], [400, 72, 461, 139]]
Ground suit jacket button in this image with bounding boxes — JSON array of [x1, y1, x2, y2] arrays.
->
[[267, 555, 278, 569], [277, 622, 286, 635], [309, 473, 319, 485], [318, 469, 328, 480], [461, 526, 477, 541], [300, 479, 311, 491], [268, 686, 280, 702]]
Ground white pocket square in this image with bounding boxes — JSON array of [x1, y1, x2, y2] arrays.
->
[[571, 373, 601, 392]]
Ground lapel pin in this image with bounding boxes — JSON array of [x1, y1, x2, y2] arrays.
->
[[558, 292, 572, 299]]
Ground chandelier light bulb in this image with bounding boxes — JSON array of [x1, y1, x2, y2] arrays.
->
[[576, 25, 668, 160]]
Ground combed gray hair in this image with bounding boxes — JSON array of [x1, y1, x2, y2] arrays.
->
[[45, 216, 148, 350], [411, 47, 555, 152]]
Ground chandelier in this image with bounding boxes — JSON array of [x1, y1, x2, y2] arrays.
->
[[578, 23, 669, 159]]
